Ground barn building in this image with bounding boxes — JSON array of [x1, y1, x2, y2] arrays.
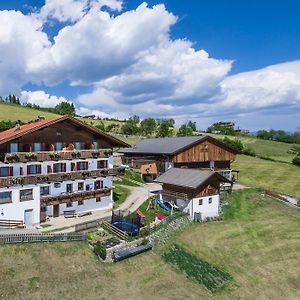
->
[[120, 136, 237, 182]]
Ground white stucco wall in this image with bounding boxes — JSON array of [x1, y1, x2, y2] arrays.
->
[[0, 185, 40, 224], [175, 194, 220, 220]]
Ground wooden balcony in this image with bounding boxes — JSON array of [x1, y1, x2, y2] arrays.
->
[[161, 189, 189, 201], [3, 149, 112, 163], [0, 167, 125, 188], [40, 188, 112, 207]]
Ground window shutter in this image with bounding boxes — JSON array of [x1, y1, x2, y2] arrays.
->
[[100, 180, 103, 189], [97, 161, 100, 169], [27, 165, 31, 175], [85, 161, 88, 170], [9, 167, 14, 177], [104, 160, 108, 168], [63, 163, 66, 172], [71, 163, 75, 171], [53, 164, 57, 173], [37, 165, 41, 174], [76, 162, 80, 170]]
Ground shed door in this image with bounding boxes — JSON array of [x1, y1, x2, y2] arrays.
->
[[24, 209, 34, 225]]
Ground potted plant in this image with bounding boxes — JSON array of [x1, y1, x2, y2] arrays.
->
[[25, 152, 37, 161], [6, 153, 20, 163], [49, 152, 60, 160], [71, 151, 81, 159]]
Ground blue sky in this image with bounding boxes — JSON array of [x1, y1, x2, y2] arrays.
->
[[0, 0, 299, 131]]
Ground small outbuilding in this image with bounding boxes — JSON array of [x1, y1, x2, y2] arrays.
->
[[154, 168, 232, 221]]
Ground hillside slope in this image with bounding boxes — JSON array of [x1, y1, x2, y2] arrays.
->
[[0, 103, 58, 122]]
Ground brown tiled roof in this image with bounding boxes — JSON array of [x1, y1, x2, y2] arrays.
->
[[0, 115, 130, 148]]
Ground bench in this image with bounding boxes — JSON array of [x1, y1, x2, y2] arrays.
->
[[63, 210, 77, 218], [78, 211, 92, 218]]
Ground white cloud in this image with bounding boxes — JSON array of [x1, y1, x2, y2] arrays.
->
[[221, 61, 300, 110], [39, 0, 89, 23], [20, 90, 68, 107], [0, 10, 50, 95], [76, 106, 112, 118]]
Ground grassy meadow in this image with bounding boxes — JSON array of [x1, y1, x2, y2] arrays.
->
[[233, 155, 300, 198], [1, 189, 299, 299]]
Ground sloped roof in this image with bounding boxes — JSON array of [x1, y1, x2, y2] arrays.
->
[[154, 168, 231, 189], [120, 135, 236, 155], [0, 115, 130, 148]]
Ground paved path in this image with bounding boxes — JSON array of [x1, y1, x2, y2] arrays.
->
[[117, 183, 162, 213], [232, 183, 248, 190]]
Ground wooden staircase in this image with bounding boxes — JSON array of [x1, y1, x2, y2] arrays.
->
[[0, 219, 25, 229]]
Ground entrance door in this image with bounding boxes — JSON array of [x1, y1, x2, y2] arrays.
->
[[53, 204, 59, 217], [24, 209, 34, 225]]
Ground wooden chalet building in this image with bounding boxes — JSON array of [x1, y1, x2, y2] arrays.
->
[[155, 168, 232, 221], [119, 136, 237, 182], [0, 115, 129, 225]]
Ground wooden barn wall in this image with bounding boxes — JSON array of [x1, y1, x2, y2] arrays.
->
[[171, 140, 236, 163], [1, 120, 112, 152]]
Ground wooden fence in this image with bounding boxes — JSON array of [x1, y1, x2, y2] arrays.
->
[[75, 216, 111, 232], [0, 232, 86, 244]]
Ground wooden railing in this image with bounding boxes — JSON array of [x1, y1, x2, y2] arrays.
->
[[102, 221, 129, 241], [161, 189, 189, 200], [0, 232, 86, 244], [0, 167, 125, 188], [40, 188, 112, 207], [3, 149, 112, 163]]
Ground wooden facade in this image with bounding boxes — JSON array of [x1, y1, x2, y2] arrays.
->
[[171, 140, 236, 163]]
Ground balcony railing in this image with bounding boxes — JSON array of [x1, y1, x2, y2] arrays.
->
[[161, 189, 189, 201], [0, 167, 125, 188], [3, 149, 113, 163], [40, 188, 112, 207]]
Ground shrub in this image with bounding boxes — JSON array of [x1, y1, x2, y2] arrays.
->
[[243, 147, 256, 156], [292, 156, 300, 167], [141, 238, 149, 245], [221, 137, 243, 153], [93, 241, 106, 260]]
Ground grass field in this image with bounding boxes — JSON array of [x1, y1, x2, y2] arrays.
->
[[0, 103, 58, 122], [233, 155, 300, 198], [204, 132, 298, 163], [1, 189, 299, 300]]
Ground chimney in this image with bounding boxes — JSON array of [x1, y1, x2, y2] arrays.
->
[[15, 123, 21, 131]]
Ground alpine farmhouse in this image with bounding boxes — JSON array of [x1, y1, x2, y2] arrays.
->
[[119, 136, 237, 182], [0, 115, 129, 225]]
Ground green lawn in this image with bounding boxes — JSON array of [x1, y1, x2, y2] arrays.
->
[[1, 189, 299, 299], [233, 155, 300, 198]]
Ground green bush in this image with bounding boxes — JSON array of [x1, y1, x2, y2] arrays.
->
[[86, 233, 98, 240], [93, 241, 106, 260], [221, 137, 243, 153], [292, 155, 300, 167], [141, 238, 149, 245], [243, 147, 256, 156]]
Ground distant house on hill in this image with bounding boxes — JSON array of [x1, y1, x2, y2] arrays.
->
[[119, 136, 237, 182], [155, 168, 232, 221]]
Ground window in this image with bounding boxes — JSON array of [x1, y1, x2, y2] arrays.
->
[[78, 200, 84, 206], [40, 186, 50, 196], [78, 182, 84, 191], [66, 202, 73, 207], [199, 199, 203, 205], [56, 129, 62, 136], [54, 182, 61, 188], [53, 163, 66, 173], [10, 143, 18, 153], [96, 197, 101, 202], [86, 184, 93, 191], [75, 142, 81, 150], [0, 191, 12, 204], [20, 189, 33, 202], [0, 167, 13, 178], [34, 143, 41, 152], [208, 197, 213, 204], [76, 161, 88, 171], [56, 142, 62, 151], [97, 160, 108, 169], [93, 142, 98, 150], [27, 164, 41, 175], [66, 184, 73, 193], [94, 180, 103, 190]]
